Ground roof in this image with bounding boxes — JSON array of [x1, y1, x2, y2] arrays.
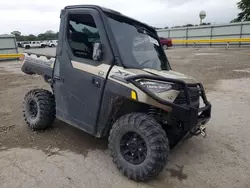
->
[[65, 5, 121, 14], [0, 34, 15, 38], [64, 5, 154, 32]]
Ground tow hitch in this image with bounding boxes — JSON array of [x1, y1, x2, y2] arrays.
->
[[190, 124, 207, 138], [200, 125, 207, 137]]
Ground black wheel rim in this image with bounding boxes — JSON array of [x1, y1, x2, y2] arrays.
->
[[28, 99, 38, 119], [120, 131, 147, 165]]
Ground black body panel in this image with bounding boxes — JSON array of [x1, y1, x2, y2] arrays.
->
[[96, 79, 133, 137]]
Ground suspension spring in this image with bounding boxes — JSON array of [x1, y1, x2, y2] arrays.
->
[[148, 106, 158, 117]]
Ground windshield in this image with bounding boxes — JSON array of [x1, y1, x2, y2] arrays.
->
[[106, 13, 170, 70]]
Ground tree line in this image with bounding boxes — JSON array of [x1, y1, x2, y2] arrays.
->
[[154, 22, 211, 30], [11, 30, 58, 41], [231, 0, 250, 22]]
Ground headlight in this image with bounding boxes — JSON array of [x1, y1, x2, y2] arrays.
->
[[139, 80, 172, 93]]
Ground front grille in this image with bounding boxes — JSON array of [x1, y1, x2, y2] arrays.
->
[[174, 86, 199, 105], [174, 96, 199, 104]]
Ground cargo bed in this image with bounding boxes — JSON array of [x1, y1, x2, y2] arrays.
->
[[21, 53, 55, 82]]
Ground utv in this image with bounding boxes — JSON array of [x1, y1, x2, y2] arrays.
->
[[21, 5, 211, 181]]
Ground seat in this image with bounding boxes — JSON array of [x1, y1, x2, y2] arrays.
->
[[69, 32, 93, 59]]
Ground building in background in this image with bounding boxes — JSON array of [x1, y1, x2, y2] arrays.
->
[[0, 34, 18, 60]]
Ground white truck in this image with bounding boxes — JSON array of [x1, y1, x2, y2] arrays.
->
[[22, 41, 47, 49], [47, 40, 58, 47]]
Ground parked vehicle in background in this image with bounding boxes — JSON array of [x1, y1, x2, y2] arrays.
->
[[22, 41, 47, 49], [159, 37, 172, 50], [17, 42, 22, 47], [19, 41, 30, 48], [20, 41, 30, 48], [47, 40, 58, 47]]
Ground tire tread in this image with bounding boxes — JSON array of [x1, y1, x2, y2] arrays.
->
[[109, 113, 169, 181], [23, 89, 56, 129]]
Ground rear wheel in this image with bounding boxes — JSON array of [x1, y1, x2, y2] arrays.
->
[[109, 113, 169, 181], [162, 44, 168, 50], [51, 44, 55, 47], [23, 89, 56, 129], [25, 45, 30, 49]]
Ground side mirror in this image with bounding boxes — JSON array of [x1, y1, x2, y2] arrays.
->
[[92, 42, 102, 61]]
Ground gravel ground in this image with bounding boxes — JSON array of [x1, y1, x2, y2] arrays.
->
[[0, 47, 250, 188]]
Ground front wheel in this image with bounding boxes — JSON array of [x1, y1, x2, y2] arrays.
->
[[109, 113, 169, 181], [23, 89, 56, 129]]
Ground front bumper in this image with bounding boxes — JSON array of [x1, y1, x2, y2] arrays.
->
[[125, 75, 211, 132]]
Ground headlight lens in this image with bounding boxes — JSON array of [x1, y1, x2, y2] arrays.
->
[[139, 80, 172, 93]]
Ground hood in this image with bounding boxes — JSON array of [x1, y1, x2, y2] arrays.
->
[[111, 67, 198, 84], [142, 69, 198, 84]]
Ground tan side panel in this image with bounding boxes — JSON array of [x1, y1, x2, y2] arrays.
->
[[71, 61, 110, 78], [109, 65, 136, 76], [143, 68, 198, 83], [155, 90, 180, 102], [108, 66, 180, 112]]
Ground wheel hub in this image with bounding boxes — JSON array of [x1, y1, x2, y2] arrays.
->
[[120, 131, 147, 165], [28, 99, 38, 119]]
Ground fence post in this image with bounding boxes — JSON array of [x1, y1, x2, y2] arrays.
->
[[239, 23, 243, 47], [185, 28, 188, 47], [210, 26, 213, 47], [13, 36, 18, 54]]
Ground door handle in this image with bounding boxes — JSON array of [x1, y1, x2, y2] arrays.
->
[[92, 77, 101, 88], [53, 76, 64, 82]]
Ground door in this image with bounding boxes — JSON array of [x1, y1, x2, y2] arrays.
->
[[31, 41, 35, 47], [31, 41, 37, 48], [53, 9, 113, 134], [35, 42, 39, 47]]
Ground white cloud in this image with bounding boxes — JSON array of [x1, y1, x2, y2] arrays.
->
[[1, 0, 239, 35]]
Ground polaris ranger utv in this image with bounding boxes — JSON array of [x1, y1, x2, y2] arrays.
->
[[21, 5, 211, 181]]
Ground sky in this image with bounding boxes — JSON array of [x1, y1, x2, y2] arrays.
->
[[1, 0, 240, 35]]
